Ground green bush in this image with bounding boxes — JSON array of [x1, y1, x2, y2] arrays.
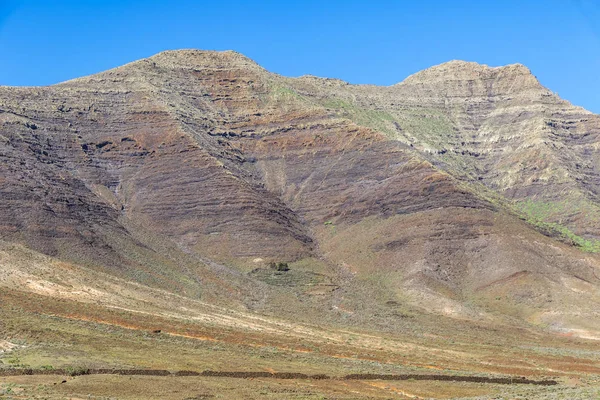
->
[[269, 262, 290, 272], [66, 366, 90, 376]]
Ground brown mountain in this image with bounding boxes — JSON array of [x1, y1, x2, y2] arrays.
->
[[1, 50, 600, 398]]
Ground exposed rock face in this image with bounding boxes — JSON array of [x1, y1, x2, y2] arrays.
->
[[286, 60, 600, 241], [0, 50, 599, 336], [392, 61, 600, 212]]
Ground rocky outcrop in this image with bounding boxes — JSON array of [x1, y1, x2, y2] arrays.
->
[[286, 60, 600, 241]]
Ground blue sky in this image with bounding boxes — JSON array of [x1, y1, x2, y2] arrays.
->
[[1, 0, 599, 112]]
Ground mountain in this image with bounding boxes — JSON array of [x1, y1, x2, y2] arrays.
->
[[1, 50, 600, 398]]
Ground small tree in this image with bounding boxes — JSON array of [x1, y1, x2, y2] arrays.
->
[[269, 262, 290, 272]]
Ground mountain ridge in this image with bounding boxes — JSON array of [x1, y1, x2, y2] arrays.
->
[[2, 50, 600, 398], [6, 50, 588, 108], [0, 48, 599, 338]]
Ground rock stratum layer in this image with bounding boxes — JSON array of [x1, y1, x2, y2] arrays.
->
[[1, 50, 600, 339]]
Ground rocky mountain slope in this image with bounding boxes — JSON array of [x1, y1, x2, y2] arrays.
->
[[0, 50, 599, 342]]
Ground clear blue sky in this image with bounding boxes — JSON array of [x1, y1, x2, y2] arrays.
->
[[1, 0, 599, 113]]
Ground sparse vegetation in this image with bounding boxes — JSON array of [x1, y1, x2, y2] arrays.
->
[[516, 199, 600, 252], [269, 261, 290, 272], [65, 366, 90, 376], [320, 98, 399, 137]]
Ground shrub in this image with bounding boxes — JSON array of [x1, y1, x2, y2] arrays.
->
[[269, 262, 290, 272], [66, 366, 90, 376]]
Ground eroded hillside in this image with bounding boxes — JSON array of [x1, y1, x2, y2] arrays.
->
[[0, 49, 599, 341]]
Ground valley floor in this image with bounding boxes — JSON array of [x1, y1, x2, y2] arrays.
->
[[1, 287, 599, 399]]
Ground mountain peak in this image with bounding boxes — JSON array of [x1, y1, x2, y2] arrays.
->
[[396, 59, 545, 95], [401, 60, 534, 82], [147, 49, 265, 72], [60, 49, 267, 85]]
